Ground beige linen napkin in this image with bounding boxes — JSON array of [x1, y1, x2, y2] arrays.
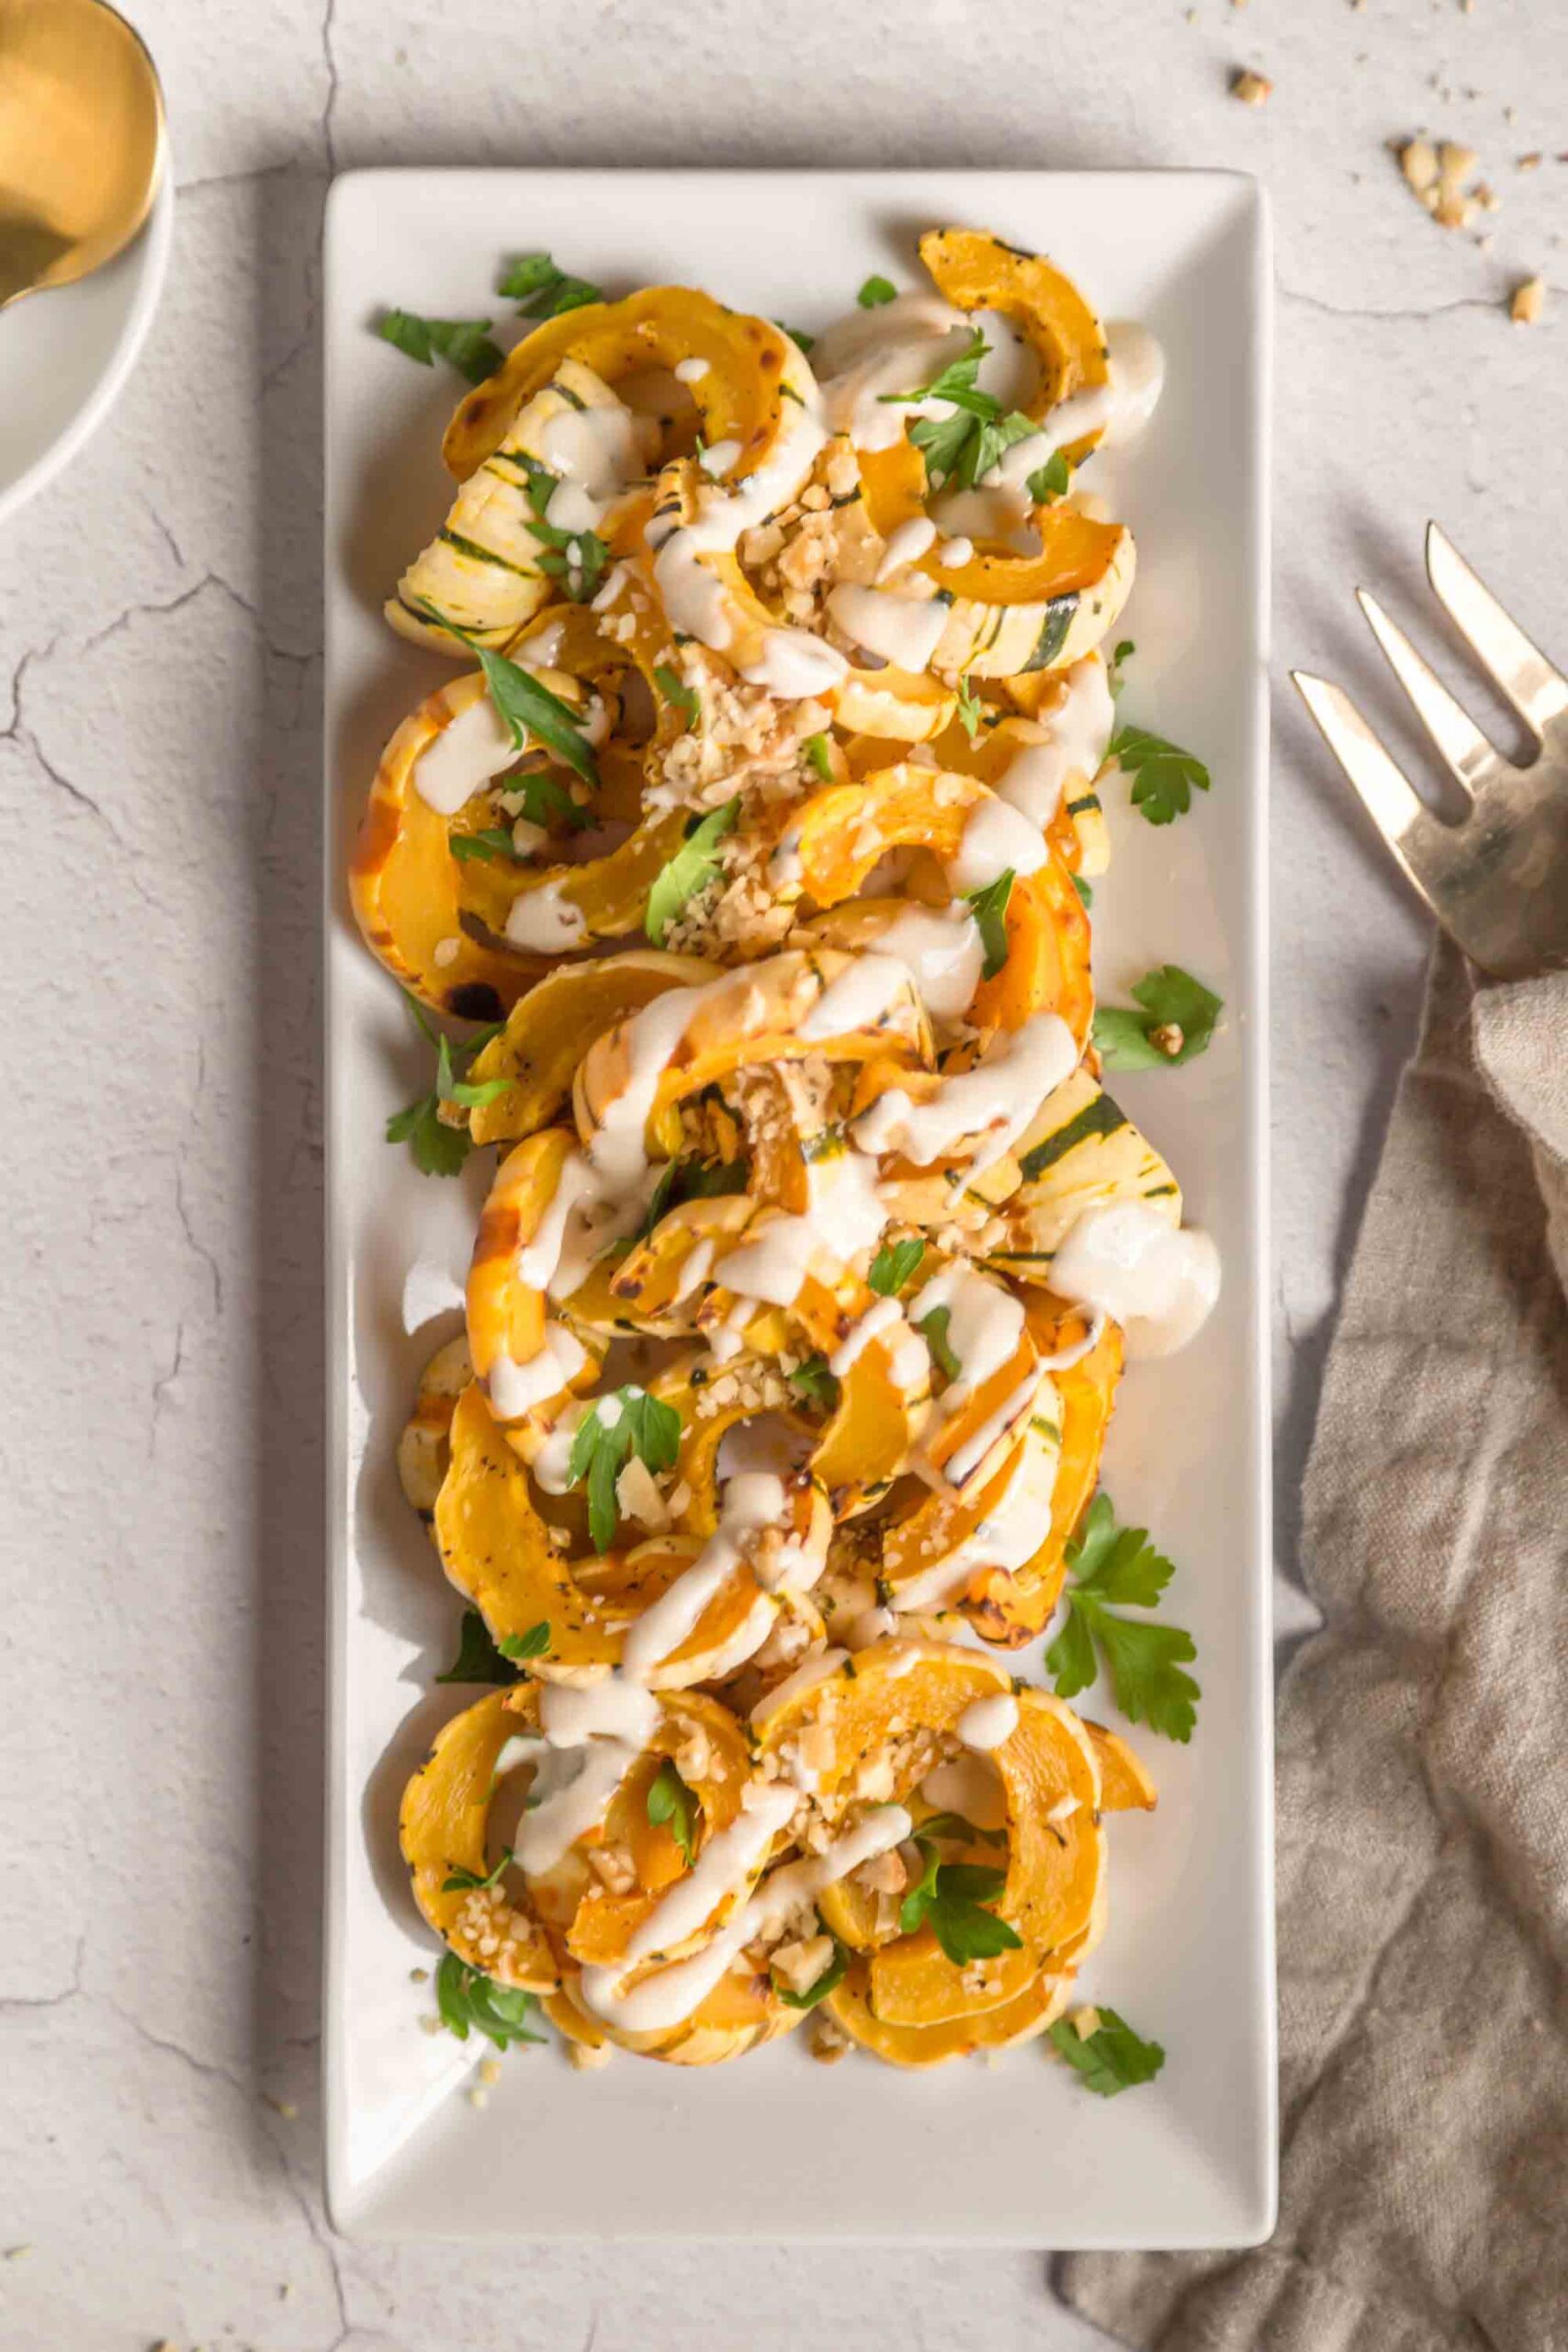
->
[[1059, 938, 1568, 2352]]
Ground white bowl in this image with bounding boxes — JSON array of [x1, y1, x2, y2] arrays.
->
[[0, 151, 173, 527]]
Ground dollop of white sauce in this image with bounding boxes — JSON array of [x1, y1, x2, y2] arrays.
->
[[741, 628, 851, 699], [874, 905, 985, 1026], [812, 291, 971, 453], [413, 693, 519, 816], [827, 581, 948, 674], [957, 1693, 1019, 1752], [486, 1321, 589, 1420], [797, 952, 912, 1043], [503, 880, 588, 953], [993, 656, 1114, 830], [650, 393, 828, 650], [1050, 1204, 1221, 1358], [875, 515, 938, 582], [946, 796, 1050, 891]]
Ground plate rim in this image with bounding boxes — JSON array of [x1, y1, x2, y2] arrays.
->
[[321, 163, 1276, 2246]]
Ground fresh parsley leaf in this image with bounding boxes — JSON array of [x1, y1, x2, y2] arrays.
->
[[644, 801, 739, 944], [900, 1844, 1021, 1965], [436, 1608, 519, 1685], [857, 274, 897, 308], [906, 405, 974, 490], [385, 993, 502, 1177], [513, 771, 592, 833], [1111, 723, 1210, 826], [1026, 449, 1071, 504], [567, 1389, 682, 1552], [469, 642, 598, 788], [378, 309, 502, 384], [1048, 2007, 1167, 2097], [915, 1810, 1008, 1849], [506, 458, 612, 602], [646, 1759, 699, 1866], [450, 826, 520, 865], [1092, 965, 1223, 1072], [1044, 1494, 1199, 1741], [964, 868, 1015, 982], [773, 1936, 849, 2010], [954, 673, 983, 742], [653, 663, 701, 733], [631, 1153, 749, 1246], [917, 1304, 961, 1383], [434, 1952, 546, 2051], [498, 1620, 551, 1662], [1071, 874, 1093, 909], [776, 321, 816, 353], [884, 325, 990, 408], [498, 253, 603, 319], [787, 1353, 841, 1413], [868, 1237, 926, 1296], [965, 407, 1036, 489], [442, 1848, 514, 1894], [1107, 639, 1135, 699], [804, 731, 834, 781]]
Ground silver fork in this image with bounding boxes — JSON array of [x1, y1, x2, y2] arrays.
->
[[1292, 524, 1568, 979]]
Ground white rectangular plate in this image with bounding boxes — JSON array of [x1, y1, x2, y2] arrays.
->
[[323, 167, 1274, 2245]]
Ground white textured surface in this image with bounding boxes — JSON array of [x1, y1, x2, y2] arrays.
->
[[0, 1, 1562, 2343]]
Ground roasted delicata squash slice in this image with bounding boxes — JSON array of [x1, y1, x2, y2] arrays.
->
[[929, 521, 1136, 680], [828, 1955, 1073, 2066], [388, 360, 649, 654], [461, 951, 722, 1146], [397, 1333, 473, 1525], [987, 1069, 1179, 1281], [573, 949, 932, 1168], [919, 227, 1109, 434], [445, 288, 810, 488], [399, 1689, 559, 1991], [351, 668, 608, 1020], [1084, 1719, 1158, 1813]]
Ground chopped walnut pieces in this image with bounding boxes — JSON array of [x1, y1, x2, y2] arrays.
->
[[1230, 68, 1272, 107], [586, 1843, 638, 1895], [771, 1932, 834, 1996], [1400, 135, 1491, 228], [1510, 275, 1546, 324], [566, 2036, 613, 2070], [852, 1846, 908, 1896], [1149, 1022, 1185, 1058], [810, 2012, 852, 2063]]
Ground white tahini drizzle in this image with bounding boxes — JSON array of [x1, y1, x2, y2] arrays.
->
[[1049, 1203, 1222, 1359], [993, 655, 1115, 829], [957, 1693, 1019, 1751], [413, 692, 519, 816], [579, 1799, 911, 2034], [811, 292, 970, 452], [827, 581, 947, 674], [650, 393, 827, 651], [487, 1321, 589, 1420], [797, 952, 912, 1044], [741, 628, 851, 699], [873, 905, 986, 1026], [503, 880, 588, 952], [876, 515, 938, 582], [852, 1012, 1078, 1173], [946, 796, 1049, 891]]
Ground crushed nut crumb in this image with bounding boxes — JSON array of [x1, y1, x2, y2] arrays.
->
[[1509, 275, 1545, 324], [1230, 68, 1272, 106]]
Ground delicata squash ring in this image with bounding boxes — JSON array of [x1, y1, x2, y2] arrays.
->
[[367, 225, 1213, 2072]]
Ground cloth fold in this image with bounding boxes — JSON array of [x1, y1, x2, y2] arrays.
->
[[1058, 939, 1568, 2352]]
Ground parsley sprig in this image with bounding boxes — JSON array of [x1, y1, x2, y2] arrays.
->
[[965, 868, 1015, 981], [630, 1153, 749, 1249], [1048, 2007, 1167, 2097], [499, 253, 603, 320], [856, 274, 897, 308], [442, 1849, 514, 1894], [385, 994, 508, 1177], [646, 1759, 699, 1865], [1045, 1494, 1200, 1742], [773, 1935, 849, 2010], [498, 1621, 551, 1662], [917, 1304, 961, 1383], [378, 310, 502, 385], [868, 1237, 926, 1296], [900, 1844, 1021, 1966], [645, 801, 739, 944], [506, 456, 611, 602], [435, 1953, 545, 2051], [880, 330, 1036, 491], [1107, 639, 1135, 698], [1026, 449, 1071, 504], [1093, 966, 1223, 1071], [1111, 723, 1210, 827], [787, 1353, 841, 1413], [436, 1609, 518, 1685], [652, 663, 701, 733], [568, 1388, 682, 1551]]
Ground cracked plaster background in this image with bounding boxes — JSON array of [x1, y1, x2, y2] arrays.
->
[[0, 1, 1563, 2346]]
